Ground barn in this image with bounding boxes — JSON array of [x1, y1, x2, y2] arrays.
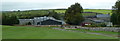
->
[[19, 16, 66, 25], [41, 19, 62, 25]]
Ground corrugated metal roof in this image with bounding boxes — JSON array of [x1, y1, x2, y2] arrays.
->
[[19, 16, 66, 24], [96, 14, 110, 18]]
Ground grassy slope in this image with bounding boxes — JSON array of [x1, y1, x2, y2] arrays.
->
[[2, 25, 116, 39], [55, 9, 112, 14], [82, 13, 97, 16], [3, 9, 112, 18], [84, 9, 112, 14], [3, 10, 49, 18]]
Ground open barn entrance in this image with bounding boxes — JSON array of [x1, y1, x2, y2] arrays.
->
[[41, 19, 62, 25], [26, 22, 32, 25]]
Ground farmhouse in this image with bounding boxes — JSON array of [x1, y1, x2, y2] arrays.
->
[[19, 16, 66, 25], [82, 13, 112, 26]]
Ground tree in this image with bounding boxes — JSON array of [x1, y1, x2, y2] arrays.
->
[[48, 10, 61, 20], [2, 13, 19, 25], [64, 3, 84, 25], [111, 0, 120, 25]]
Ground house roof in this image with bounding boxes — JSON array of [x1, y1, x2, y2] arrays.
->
[[82, 19, 94, 23], [82, 12, 103, 14], [34, 16, 55, 21], [96, 14, 110, 18], [19, 19, 33, 21], [92, 20, 104, 23], [19, 16, 66, 24]]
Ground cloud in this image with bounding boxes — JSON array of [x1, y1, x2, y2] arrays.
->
[[2, 0, 118, 11]]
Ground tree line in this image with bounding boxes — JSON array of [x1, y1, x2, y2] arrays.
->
[[2, 10, 61, 25]]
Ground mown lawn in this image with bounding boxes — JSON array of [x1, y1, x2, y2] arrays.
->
[[2, 25, 117, 39], [66, 29, 118, 36], [0, 25, 2, 40]]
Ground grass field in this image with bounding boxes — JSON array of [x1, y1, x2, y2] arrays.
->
[[66, 29, 118, 36], [55, 9, 112, 14], [84, 9, 112, 14], [0, 25, 2, 40], [3, 9, 112, 19], [82, 13, 97, 16], [2, 25, 117, 39]]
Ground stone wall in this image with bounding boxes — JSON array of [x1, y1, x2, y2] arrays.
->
[[79, 27, 120, 32], [64, 26, 120, 32]]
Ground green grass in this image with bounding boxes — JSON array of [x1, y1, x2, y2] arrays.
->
[[3, 9, 112, 19], [0, 25, 2, 40], [66, 29, 118, 36], [3, 10, 49, 19], [2, 25, 117, 39], [55, 9, 112, 14], [55, 10, 66, 13], [82, 13, 97, 16], [55, 9, 112, 16], [84, 9, 112, 14]]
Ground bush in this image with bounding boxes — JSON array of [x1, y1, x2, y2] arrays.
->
[[100, 23, 106, 27], [84, 25, 96, 27], [2, 14, 19, 25], [84, 23, 106, 27], [113, 25, 120, 27]]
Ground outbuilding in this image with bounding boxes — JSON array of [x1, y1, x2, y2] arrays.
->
[[19, 16, 66, 25]]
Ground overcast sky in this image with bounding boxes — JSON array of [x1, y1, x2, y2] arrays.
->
[[2, 0, 118, 11]]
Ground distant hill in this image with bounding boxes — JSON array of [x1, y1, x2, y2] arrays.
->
[[2, 9, 112, 14], [2, 9, 112, 18], [55, 9, 112, 15]]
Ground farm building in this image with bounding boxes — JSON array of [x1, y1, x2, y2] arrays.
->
[[96, 14, 110, 22], [82, 12, 102, 18], [82, 13, 112, 26], [19, 16, 66, 25]]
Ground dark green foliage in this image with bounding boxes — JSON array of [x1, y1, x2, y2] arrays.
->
[[17, 10, 49, 19], [2, 10, 63, 25], [26, 22, 32, 25], [84, 23, 106, 27], [2, 13, 19, 25], [48, 10, 61, 20], [2, 10, 49, 25], [113, 25, 120, 27], [100, 23, 106, 27], [18, 10, 20, 12], [64, 3, 84, 25], [111, 0, 120, 25]]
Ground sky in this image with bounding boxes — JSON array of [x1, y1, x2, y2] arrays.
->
[[2, 0, 118, 11]]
